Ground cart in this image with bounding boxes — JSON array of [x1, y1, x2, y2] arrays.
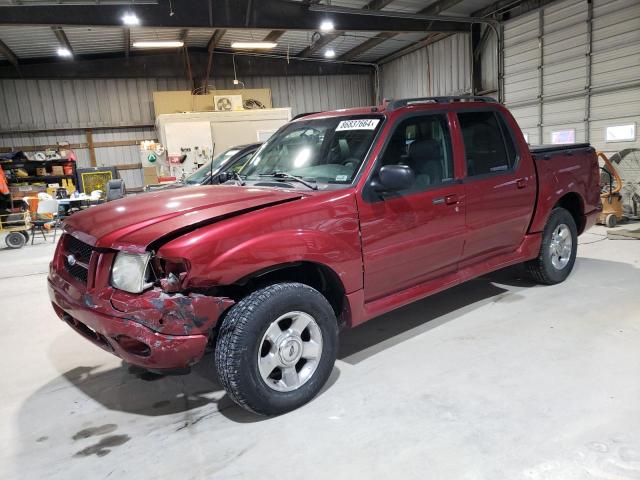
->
[[0, 211, 32, 249], [597, 151, 625, 228]]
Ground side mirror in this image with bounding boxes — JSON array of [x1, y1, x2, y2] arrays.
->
[[216, 172, 230, 184], [373, 164, 415, 192]]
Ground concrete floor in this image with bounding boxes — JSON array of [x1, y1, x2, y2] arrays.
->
[[1, 225, 639, 479]]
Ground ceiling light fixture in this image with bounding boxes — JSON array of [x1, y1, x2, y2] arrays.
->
[[132, 41, 184, 48], [57, 47, 72, 58], [324, 49, 336, 58], [122, 12, 140, 26], [320, 20, 335, 32], [231, 41, 278, 50]]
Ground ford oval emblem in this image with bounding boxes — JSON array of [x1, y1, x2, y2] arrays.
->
[[67, 254, 77, 267]]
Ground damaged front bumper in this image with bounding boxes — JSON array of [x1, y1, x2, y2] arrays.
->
[[48, 269, 234, 372]]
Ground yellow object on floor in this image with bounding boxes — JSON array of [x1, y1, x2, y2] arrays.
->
[[597, 151, 624, 228]]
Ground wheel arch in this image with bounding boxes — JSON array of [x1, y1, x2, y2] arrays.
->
[[555, 192, 586, 234], [221, 261, 349, 326]]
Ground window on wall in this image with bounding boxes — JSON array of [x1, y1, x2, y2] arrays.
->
[[606, 124, 636, 142], [551, 129, 575, 144], [458, 111, 517, 177]]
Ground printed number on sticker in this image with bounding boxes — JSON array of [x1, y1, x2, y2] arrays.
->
[[336, 119, 380, 131]]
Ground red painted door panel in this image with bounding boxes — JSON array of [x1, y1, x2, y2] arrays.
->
[[358, 185, 466, 302], [456, 110, 536, 264], [357, 112, 466, 302], [462, 173, 535, 263]]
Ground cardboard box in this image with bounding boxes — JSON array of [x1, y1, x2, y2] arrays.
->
[[36, 167, 47, 176], [9, 184, 47, 200], [142, 166, 158, 186], [153, 89, 273, 117], [51, 165, 64, 176]]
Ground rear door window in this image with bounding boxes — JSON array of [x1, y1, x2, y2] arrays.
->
[[458, 111, 517, 177]]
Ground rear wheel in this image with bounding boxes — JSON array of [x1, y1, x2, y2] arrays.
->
[[215, 282, 338, 415], [526, 207, 578, 285], [5, 231, 26, 249]]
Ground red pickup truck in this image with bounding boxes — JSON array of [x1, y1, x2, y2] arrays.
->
[[48, 96, 600, 415]]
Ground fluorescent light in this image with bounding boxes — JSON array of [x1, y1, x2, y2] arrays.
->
[[57, 48, 72, 57], [320, 20, 335, 32], [324, 49, 336, 58], [231, 42, 277, 50], [132, 41, 184, 48], [122, 12, 140, 26]]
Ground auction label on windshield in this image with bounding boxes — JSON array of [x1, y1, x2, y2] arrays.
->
[[336, 119, 380, 131]]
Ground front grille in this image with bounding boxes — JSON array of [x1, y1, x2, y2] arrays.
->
[[61, 234, 94, 284], [65, 261, 89, 283], [66, 235, 93, 263]]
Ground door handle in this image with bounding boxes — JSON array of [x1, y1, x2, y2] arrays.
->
[[516, 178, 526, 189], [433, 194, 459, 205]]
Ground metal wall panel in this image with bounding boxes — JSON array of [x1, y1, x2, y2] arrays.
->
[[380, 33, 471, 99], [212, 74, 374, 116], [480, 27, 498, 94], [0, 77, 190, 131], [503, 11, 539, 105], [0, 74, 373, 189], [504, 0, 640, 155], [542, 0, 588, 98]]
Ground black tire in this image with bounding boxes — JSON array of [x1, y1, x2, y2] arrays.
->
[[526, 207, 578, 285], [215, 282, 338, 415], [21, 230, 30, 242], [5, 231, 26, 249]]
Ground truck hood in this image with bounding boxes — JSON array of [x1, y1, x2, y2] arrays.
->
[[64, 185, 304, 251]]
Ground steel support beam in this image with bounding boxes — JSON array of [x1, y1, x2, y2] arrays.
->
[[0, 0, 468, 33], [202, 29, 226, 93], [206, 29, 226, 53], [123, 27, 130, 58], [337, 0, 465, 61], [0, 50, 374, 79], [299, 0, 397, 59], [263, 30, 286, 43], [0, 39, 19, 74]]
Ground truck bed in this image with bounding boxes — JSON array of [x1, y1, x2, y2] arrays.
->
[[527, 142, 600, 234]]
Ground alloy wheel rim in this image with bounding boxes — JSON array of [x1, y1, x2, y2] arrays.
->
[[549, 223, 572, 270], [258, 311, 323, 392]]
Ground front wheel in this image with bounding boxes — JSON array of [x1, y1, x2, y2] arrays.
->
[[526, 207, 578, 285], [215, 282, 338, 415]]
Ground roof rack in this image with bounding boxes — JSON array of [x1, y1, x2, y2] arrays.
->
[[387, 96, 496, 111]]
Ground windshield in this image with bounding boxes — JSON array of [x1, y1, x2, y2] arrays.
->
[[240, 115, 383, 187], [184, 148, 241, 185]]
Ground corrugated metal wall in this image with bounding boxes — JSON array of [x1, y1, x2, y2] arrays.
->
[[380, 34, 472, 99], [503, 0, 640, 158], [0, 74, 373, 188]]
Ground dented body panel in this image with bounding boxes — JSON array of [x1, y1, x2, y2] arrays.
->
[[48, 100, 600, 372], [63, 185, 305, 251], [48, 235, 235, 371]]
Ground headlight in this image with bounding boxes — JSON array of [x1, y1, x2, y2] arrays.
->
[[111, 252, 153, 293]]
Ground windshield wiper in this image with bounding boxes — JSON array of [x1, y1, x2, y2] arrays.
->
[[258, 172, 318, 190]]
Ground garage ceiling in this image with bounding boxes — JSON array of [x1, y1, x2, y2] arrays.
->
[[0, 0, 502, 69]]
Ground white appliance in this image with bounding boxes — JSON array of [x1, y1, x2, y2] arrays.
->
[[155, 108, 291, 179]]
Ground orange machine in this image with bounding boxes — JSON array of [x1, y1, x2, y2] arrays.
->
[[597, 151, 624, 228]]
